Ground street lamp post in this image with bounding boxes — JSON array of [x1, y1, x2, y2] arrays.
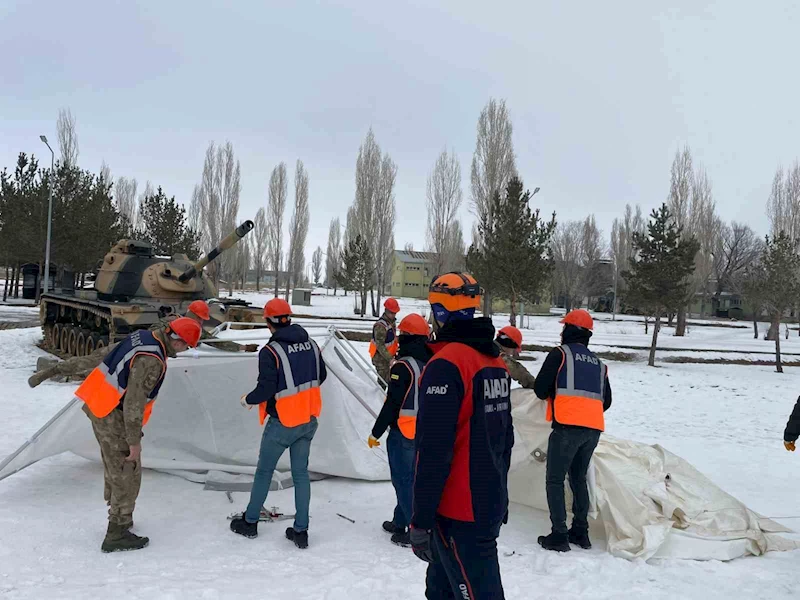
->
[[40, 135, 55, 296]]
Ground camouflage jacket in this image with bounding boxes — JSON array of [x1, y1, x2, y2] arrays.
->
[[152, 317, 254, 353], [502, 353, 537, 389], [372, 312, 397, 364]]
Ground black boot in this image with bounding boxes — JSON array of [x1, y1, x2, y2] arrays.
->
[[101, 523, 149, 553], [382, 521, 404, 535], [568, 527, 591, 549], [538, 532, 570, 552], [230, 517, 258, 539], [286, 527, 309, 549], [391, 530, 411, 547]]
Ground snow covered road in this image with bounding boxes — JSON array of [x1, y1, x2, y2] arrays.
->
[[1, 327, 799, 599]]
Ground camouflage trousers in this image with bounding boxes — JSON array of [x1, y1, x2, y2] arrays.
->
[[372, 356, 391, 390], [84, 406, 142, 527]]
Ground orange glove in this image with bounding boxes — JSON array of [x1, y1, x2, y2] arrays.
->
[[785, 440, 796, 452], [368, 435, 381, 448]]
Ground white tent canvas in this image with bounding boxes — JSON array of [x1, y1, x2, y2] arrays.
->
[[2, 331, 797, 562]]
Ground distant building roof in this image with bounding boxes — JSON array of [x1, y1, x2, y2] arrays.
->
[[395, 250, 438, 264]]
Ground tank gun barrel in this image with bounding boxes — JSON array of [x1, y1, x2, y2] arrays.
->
[[178, 220, 254, 283]]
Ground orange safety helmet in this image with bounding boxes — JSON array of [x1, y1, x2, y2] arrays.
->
[[428, 272, 483, 312], [187, 300, 210, 321], [384, 297, 400, 313], [496, 325, 523, 350], [398, 313, 430, 337], [560, 309, 594, 331], [264, 298, 293, 325], [167, 317, 202, 348]]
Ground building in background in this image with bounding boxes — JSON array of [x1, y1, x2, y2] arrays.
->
[[390, 250, 438, 299]]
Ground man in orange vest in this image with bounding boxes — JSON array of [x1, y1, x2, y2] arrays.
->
[[73, 318, 201, 552], [230, 298, 327, 549], [533, 309, 612, 552], [367, 313, 432, 547], [370, 298, 400, 389]]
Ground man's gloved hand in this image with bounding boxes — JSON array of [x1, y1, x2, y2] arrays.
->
[[410, 527, 434, 563], [368, 435, 381, 448], [243, 344, 259, 353], [240, 394, 252, 410], [785, 440, 796, 452]]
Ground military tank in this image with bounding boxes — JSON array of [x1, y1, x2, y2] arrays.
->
[[40, 220, 255, 357]]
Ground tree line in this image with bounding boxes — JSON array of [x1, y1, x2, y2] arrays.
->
[[0, 111, 199, 301]]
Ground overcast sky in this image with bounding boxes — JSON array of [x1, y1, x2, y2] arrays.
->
[[2, 0, 799, 269]]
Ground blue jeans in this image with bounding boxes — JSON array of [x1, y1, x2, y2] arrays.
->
[[245, 417, 318, 532], [387, 427, 415, 529], [426, 517, 504, 600]]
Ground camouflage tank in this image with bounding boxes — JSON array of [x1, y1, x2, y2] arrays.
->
[[40, 221, 255, 357]]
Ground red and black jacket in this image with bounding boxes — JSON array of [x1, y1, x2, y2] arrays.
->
[[412, 318, 514, 531]]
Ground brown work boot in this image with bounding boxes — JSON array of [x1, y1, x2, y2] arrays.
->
[[101, 523, 149, 553], [27, 370, 50, 388]]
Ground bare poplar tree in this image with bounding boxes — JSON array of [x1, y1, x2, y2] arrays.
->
[[286, 160, 310, 299], [713, 222, 761, 307], [610, 204, 645, 318], [425, 149, 463, 276], [470, 98, 516, 313], [443, 221, 466, 272], [115, 176, 139, 235], [253, 207, 268, 291], [56, 108, 79, 167], [312, 247, 323, 285], [267, 162, 288, 297], [580, 215, 605, 308], [551, 221, 584, 312], [374, 154, 397, 313], [691, 169, 721, 317], [767, 162, 800, 241], [325, 217, 342, 293], [192, 142, 242, 291], [100, 161, 112, 185]]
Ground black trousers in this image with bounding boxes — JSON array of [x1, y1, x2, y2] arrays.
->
[[545, 426, 601, 534], [426, 517, 504, 600]]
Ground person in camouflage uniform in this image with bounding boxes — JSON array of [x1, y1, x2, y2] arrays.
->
[[370, 298, 400, 389], [31, 320, 201, 552], [496, 325, 536, 390], [155, 300, 259, 353]]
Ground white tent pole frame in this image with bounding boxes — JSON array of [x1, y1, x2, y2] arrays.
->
[[327, 324, 387, 390], [0, 398, 81, 483]]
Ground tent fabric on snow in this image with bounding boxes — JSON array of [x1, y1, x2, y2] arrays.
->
[[507, 389, 800, 561], [2, 332, 799, 562], [0, 332, 389, 485]]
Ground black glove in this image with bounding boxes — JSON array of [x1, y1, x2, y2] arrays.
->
[[410, 527, 434, 563]]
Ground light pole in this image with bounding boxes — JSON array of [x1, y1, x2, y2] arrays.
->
[[40, 135, 55, 296]]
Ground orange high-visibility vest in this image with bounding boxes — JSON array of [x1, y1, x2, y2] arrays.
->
[[75, 330, 167, 427], [395, 357, 424, 440], [546, 344, 606, 431], [369, 317, 398, 358], [259, 340, 323, 427]]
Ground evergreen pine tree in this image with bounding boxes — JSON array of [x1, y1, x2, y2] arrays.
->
[[760, 232, 800, 373], [624, 204, 699, 366], [137, 187, 201, 258], [467, 177, 556, 325]]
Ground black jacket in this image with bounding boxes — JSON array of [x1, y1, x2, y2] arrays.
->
[[371, 335, 433, 438], [245, 324, 328, 419], [533, 325, 612, 428], [785, 397, 800, 442]]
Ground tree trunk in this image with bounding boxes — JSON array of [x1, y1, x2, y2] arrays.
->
[[14, 262, 21, 298], [753, 317, 759, 339], [285, 270, 291, 301], [375, 282, 383, 320], [274, 269, 280, 299], [644, 316, 649, 335], [668, 312, 674, 327], [509, 296, 517, 327], [256, 270, 260, 292], [2, 263, 9, 301], [612, 268, 618, 321], [675, 306, 687, 337], [483, 290, 492, 317], [370, 287, 377, 318], [35, 261, 43, 304], [360, 287, 368, 316], [648, 312, 661, 367], [775, 316, 783, 373]]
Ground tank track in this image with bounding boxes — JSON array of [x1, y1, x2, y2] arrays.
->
[[40, 297, 114, 359]]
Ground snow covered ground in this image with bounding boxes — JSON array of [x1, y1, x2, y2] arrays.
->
[[2, 294, 800, 598]]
